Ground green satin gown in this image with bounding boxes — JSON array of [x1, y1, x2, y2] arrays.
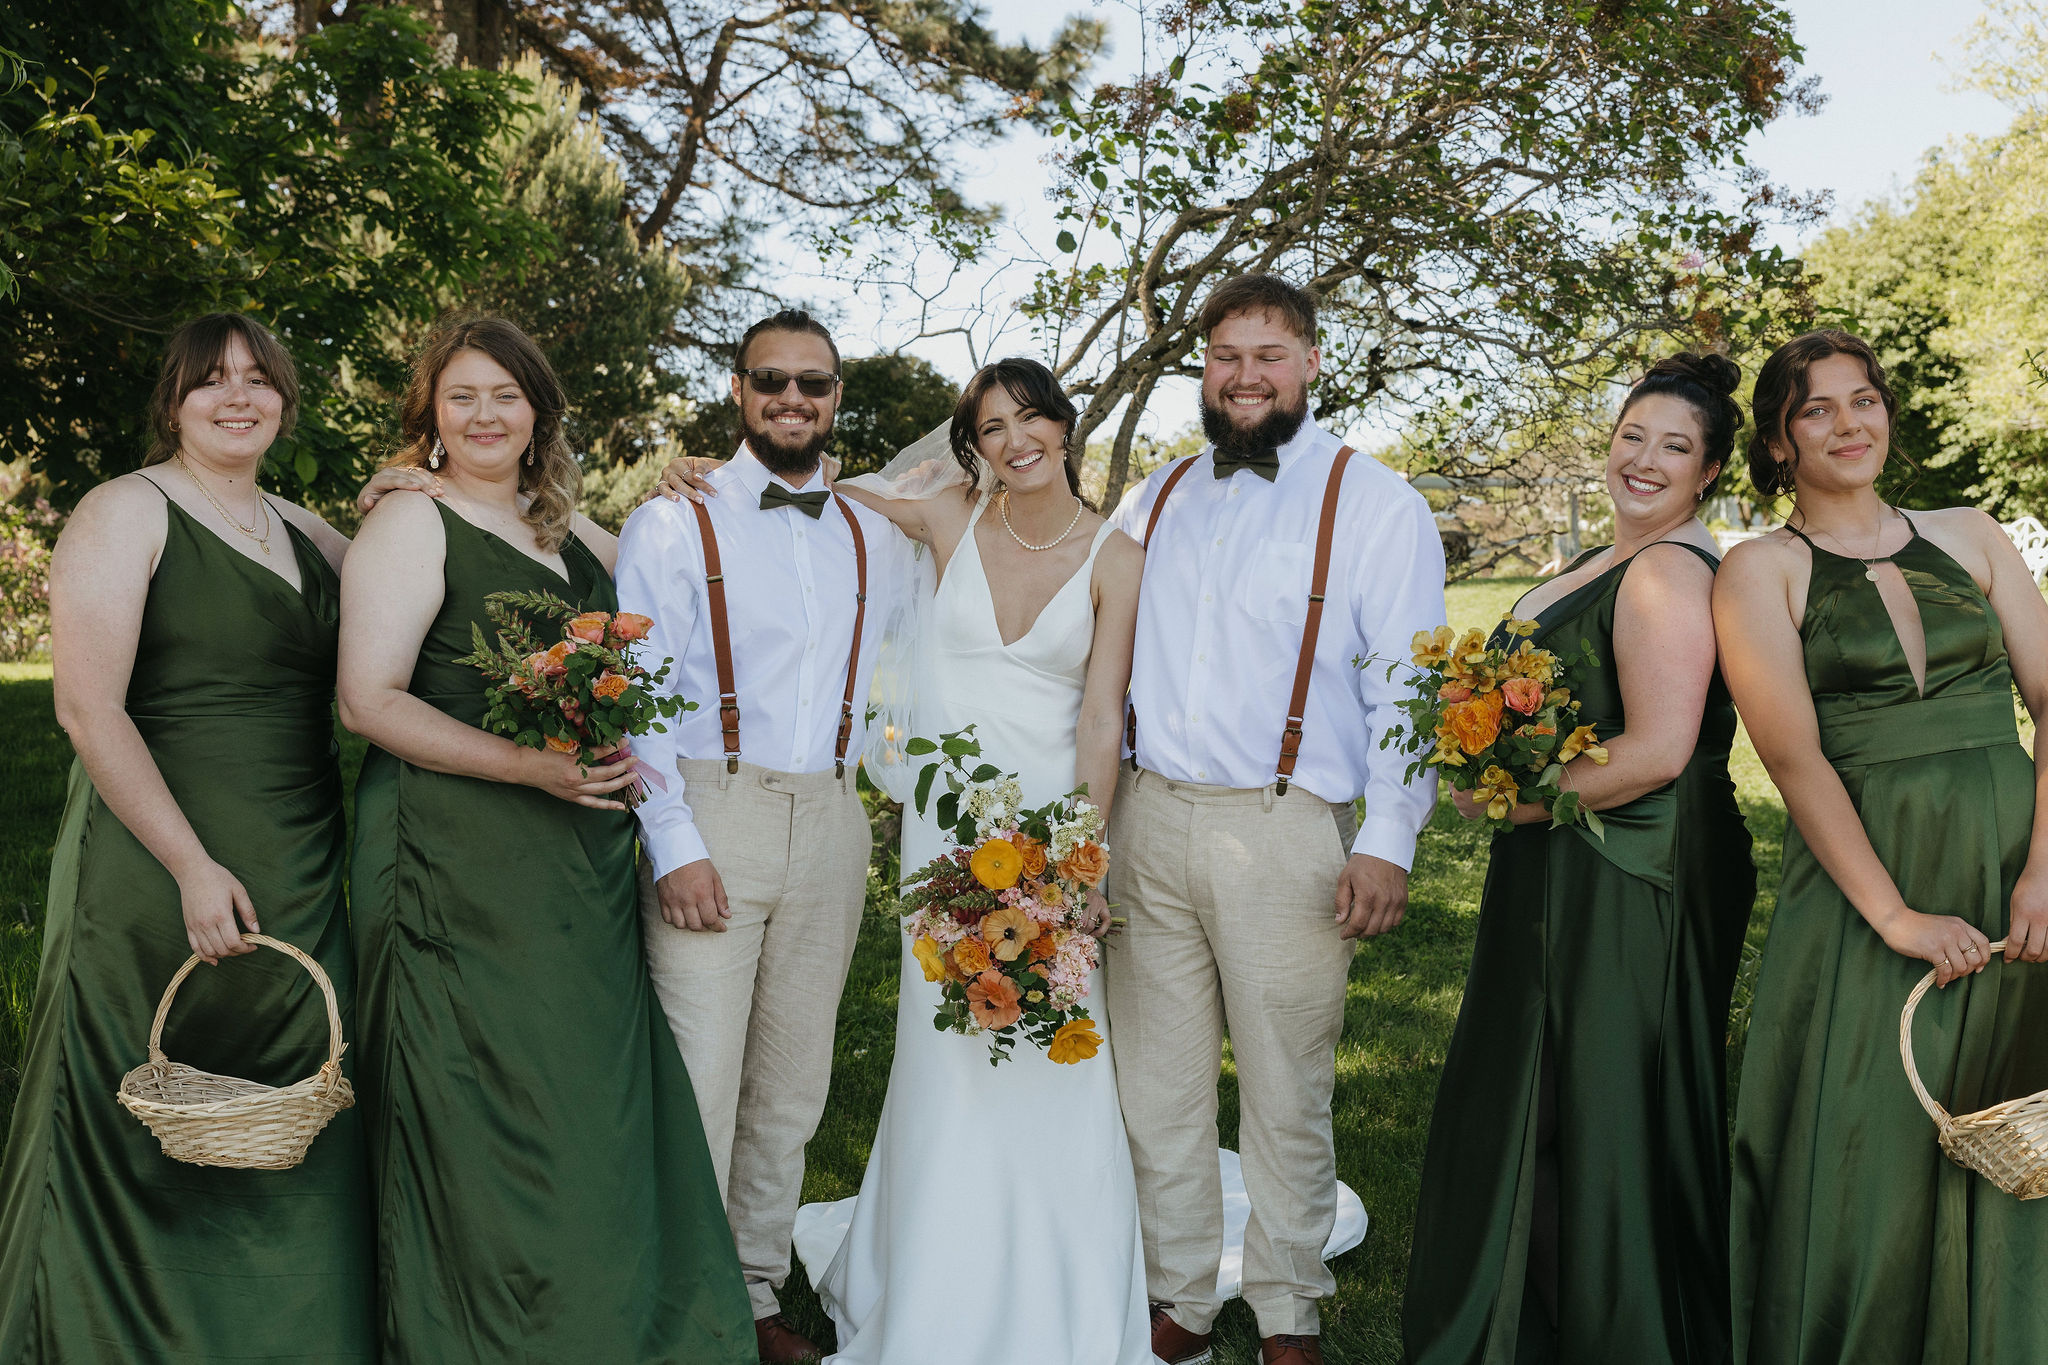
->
[[0, 488, 376, 1362], [349, 500, 752, 1363], [1732, 521, 2048, 1364], [1404, 542, 1757, 1365]]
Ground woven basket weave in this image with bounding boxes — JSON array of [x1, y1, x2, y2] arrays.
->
[[117, 933, 353, 1171], [1899, 939, 2048, 1200]]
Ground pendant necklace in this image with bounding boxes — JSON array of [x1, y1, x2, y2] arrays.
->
[[997, 489, 1084, 552], [1813, 505, 1899, 582], [176, 454, 273, 555]]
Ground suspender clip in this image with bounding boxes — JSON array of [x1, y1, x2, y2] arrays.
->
[[1275, 776, 1291, 795], [726, 757, 739, 774], [835, 760, 846, 778]]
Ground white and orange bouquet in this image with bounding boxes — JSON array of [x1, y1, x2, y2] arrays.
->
[[899, 727, 1108, 1066], [1375, 617, 1609, 836], [455, 590, 691, 804]]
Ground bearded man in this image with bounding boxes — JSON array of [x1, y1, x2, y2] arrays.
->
[[1106, 274, 1446, 1365], [615, 309, 903, 1364]]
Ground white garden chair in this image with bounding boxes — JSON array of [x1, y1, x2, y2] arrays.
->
[[2002, 516, 2048, 583]]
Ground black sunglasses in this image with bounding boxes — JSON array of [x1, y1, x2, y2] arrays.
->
[[738, 367, 839, 399]]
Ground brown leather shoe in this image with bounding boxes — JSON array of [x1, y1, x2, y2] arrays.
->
[[1150, 1302, 1214, 1364], [754, 1314, 824, 1364], [1260, 1333, 1325, 1365]]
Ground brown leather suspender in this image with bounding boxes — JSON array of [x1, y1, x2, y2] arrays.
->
[[1275, 446, 1354, 793], [832, 495, 869, 778], [687, 493, 869, 777], [1126, 445, 1355, 794]]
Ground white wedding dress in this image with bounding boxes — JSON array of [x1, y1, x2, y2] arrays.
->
[[794, 501, 1154, 1364], [791, 495, 1369, 1362]]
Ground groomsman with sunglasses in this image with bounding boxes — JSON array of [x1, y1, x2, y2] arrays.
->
[[616, 310, 906, 1365]]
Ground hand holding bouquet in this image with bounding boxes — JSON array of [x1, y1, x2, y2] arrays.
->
[[454, 590, 692, 804], [899, 727, 1109, 1067], [1375, 617, 1609, 836]]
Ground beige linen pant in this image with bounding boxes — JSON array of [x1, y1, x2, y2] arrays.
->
[[637, 758, 871, 1320], [1105, 765, 1358, 1338]]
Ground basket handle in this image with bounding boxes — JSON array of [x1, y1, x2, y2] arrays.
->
[[1898, 938, 2009, 1128], [146, 933, 346, 1073]]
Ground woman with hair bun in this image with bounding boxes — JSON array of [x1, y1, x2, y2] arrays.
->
[[1405, 353, 1758, 1364], [337, 315, 752, 1361], [1716, 330, 2048, 1363]]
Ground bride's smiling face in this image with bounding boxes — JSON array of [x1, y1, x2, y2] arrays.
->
[[974, 385, 1071, 497]]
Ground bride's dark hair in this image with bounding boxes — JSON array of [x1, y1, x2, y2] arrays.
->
[[949, 358, 1086, 503]]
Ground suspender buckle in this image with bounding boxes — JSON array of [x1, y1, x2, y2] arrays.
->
[[726, 757, 739, 774]]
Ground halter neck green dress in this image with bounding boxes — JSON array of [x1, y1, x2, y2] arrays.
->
[[349, 500, 752, 1363], [1731, 520, 2048, 1364], [0, 483, 375, 1362], [1404, 541, 1756, 1365]]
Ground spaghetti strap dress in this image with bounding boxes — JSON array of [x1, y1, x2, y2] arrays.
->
[[0, 481, 375, 1362], [349, 500, 753, 1363], [1404, 541, 1755, 1365], [1731, 519, 2048, 1364]]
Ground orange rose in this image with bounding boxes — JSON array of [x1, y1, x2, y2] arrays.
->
[[609, 612, 653, 643], [1500, 677, 1544, 716], [951, 938, 993, 977], [970, 838, 1024, 891], [1017, 838, 1048, 878], [1444, 690, 1505, 755], [966, 971, 1023, 1030], [566, 611, 611, 643], [593, 671, 629, 702], [1028, 931, 1060, 964], [1057, 841, 1109, 888], [544, 734, 579, 754], [1047, 1018, 1102, 1064], [1437, 682, 1473, 703], [539, 640, 575, 677]]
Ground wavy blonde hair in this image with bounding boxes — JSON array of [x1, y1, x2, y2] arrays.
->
[[390, 314, 580, 552]]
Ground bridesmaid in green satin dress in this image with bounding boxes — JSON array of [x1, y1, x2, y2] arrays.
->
[[338, 316, 753, 1363], [1404, 355, 1758, 1365], [0, 315, 431, 1361], [1716, 330, 2048, 1365]]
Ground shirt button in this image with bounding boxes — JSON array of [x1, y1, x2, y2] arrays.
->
[[1197, 770, 1208, 780], [1197, 652, 1207, 662], [1215, 537, 1224, 547], [1204, 593, 1213, 603]]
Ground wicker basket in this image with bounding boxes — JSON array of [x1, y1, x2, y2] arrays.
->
[[116, 933, 353, 1171], [1899, 939, 2048, 1200]]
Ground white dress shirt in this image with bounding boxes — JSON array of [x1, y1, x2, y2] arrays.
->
[[1109, 418, 1446, 870], [616, 447, 902, 879]]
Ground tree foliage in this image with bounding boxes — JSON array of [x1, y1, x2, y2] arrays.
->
[[1023, 0, 1825, 506], [1805, 0, 2048, 515], [833, 353, 959, 477]]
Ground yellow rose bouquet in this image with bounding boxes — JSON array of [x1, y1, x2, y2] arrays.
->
[[897, 726, 1107, 1066], [1373, 617, 1610, 836]]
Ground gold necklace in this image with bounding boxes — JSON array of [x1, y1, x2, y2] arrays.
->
[[1808, 504, 1901, 583], [997, 489, 1083, 552], [176, 454, 273, 555]]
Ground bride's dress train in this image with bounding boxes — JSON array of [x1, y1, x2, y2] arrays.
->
[[792, 500, 1364, 1364]]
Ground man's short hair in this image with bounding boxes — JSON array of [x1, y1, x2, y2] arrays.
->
[[1195, 274, 1318, 347], [735, 308, 842, 374]]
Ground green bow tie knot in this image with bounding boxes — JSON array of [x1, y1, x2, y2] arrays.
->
[[759, 484, 831, 518], [1212, 450, 1280, 481]]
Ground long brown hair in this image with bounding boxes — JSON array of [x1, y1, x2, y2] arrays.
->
[[1747, 330, 1903, 499], [145, 314, 301, 466], [390, 314, 580, 552]]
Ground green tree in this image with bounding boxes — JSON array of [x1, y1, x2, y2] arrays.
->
[[1021, 0, 1825, 505], [0, 1, 547, 504], [832, 353, 959, 477]]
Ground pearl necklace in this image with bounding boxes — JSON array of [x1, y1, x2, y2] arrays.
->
[[997, 489, 1083, 552], [176, 455, 273, 555]]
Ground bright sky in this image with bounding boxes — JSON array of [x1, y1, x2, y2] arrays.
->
[[799, 0, 2020, 444]]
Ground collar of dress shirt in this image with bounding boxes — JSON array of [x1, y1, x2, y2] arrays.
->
[[731, 443, 828, 501]]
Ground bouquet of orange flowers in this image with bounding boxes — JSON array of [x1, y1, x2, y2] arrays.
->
[[1375, 617, 1610, 835], [898, 727, 1108, 1066], [455, 590, 691, 804]]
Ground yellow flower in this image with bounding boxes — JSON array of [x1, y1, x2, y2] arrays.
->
[[1411, 625, 1456, 668], [1503, 616, 1540, 638], [1472, 765, 1520, 820], [1506, 643, 1556, 684], [981, 904, 1037, 962], [912, 935, 947, 984], [1559, 724, 1606, 764], [1429, 738, 1469, 768], [970, 838, 1024, 891], [1048, 1018, 1103, 1065]]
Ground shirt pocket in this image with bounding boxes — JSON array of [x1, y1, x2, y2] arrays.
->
[[1236, 538, 1313, 627]]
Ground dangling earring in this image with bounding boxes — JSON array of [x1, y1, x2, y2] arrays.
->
[[428, 437, 444, 471], [524, 446, 535, 468]]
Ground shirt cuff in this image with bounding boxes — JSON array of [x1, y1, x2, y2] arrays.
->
[[643, 824, 711, 883], [1350, 814, 1417, 872]]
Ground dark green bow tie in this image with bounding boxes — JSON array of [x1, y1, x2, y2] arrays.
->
[[1212, 450, 1279, 481], [759, 483, 830, 518]]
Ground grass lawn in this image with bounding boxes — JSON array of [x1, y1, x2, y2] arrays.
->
[[0, 580, 1792, 1364]]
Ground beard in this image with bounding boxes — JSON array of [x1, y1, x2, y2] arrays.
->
[[741, 406, 836, 479], [1200, 381, 1311, 460]]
